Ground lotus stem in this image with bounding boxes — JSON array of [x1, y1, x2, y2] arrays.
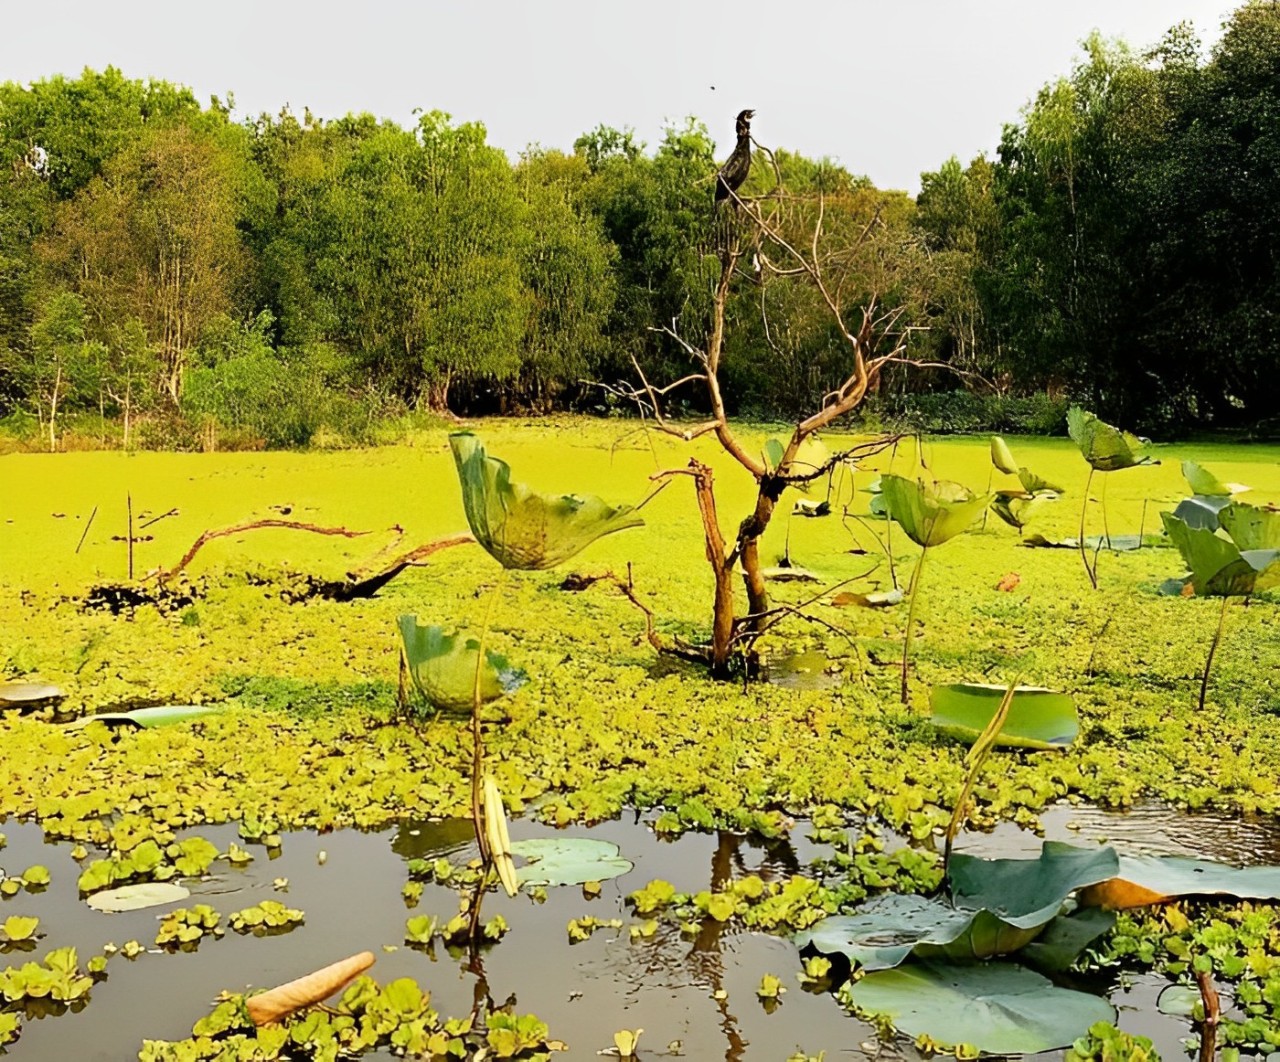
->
[[1199, 595, 1230, 712], [900, 544, 929, 704], [981, 466, 992, 532], [1100, 473, 1112, 549], [1079, 467, 1098, 590], [470, 570, 508, 863], [943, 679, 1017, 882]]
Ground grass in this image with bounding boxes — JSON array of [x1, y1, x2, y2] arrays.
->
[[1, 418, 1279, 846]]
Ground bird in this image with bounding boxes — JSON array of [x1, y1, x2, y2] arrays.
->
[[714, 109, 754, 206]]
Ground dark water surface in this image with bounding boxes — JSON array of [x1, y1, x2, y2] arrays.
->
[[1, 801, 1268, 1060]]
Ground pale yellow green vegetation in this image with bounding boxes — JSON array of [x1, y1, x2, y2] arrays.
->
[[1, 419, 1279, 843]]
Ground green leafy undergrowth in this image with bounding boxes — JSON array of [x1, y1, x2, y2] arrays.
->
[[155, 905, 222, 948], [1, 945, 98, 1005], [139, 974, 560, 1060], [1094, 900, 1280, 1051], [78, 834, 219, 893]]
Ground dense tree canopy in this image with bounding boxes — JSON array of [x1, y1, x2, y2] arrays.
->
[[3, 4, 1279, 446]]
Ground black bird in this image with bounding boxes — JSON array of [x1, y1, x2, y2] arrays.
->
[[714, 109, 754, 206]]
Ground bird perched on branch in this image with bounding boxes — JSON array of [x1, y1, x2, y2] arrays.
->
[[714, 109, 754, 206]]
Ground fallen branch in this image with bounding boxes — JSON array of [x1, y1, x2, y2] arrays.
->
[[151, 519, 377, 582]]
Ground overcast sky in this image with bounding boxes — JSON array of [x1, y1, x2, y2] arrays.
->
[[2, 1, 1236, 192]]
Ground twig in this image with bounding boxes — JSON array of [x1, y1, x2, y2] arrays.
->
[[75, 505, 97, 554]]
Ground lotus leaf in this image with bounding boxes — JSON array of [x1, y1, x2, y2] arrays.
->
[[930, 683, 1079, 751], [1161, 513, 1280, 597], [1173, 495, 1232, 532], [1018, 907, 1116, 971], [1016, 467, 1064, 495], [991, 436, 1019, 475], [1080, 854, 1280, 910], [880, 474, 991, 548], [1023, 533, 1160, 552], [948, 842, 1119, 925], [1067, 407, 1155, 472], [991, 492, 1052, 532], [86, 882, 190, 913], [0, 681, 63, 706], [1182, 460, 1247, 498], [844, 960, 1116, 1054], [73, 704, 221, 729], [1219, 501, 1280, 552], [398, 616, 527, 711], [508, 838, 633, 887], [450, 433, 642, 570]]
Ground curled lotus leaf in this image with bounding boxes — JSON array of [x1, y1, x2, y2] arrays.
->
[[1016, 467, 1064, 495], [991, 492, 1051, 532], [450, 433, 642, 570], [1161, 512, 1280, 597], [930, 683, 1078, 751], [843, 960, 1116, 1054], [948, 842, 1119, 926], [880, 474, 991, 548], [398, 616, 527, 712], [1182, 460, 1248, 498], [71, 705, 221, 730], [1067, 407, 1156, 471], [990, 436, 1019, 475]]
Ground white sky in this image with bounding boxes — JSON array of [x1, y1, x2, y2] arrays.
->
[[3, 0, 1235, 193]]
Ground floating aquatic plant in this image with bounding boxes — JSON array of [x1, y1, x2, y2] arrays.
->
[[879, 474, 992, 702]]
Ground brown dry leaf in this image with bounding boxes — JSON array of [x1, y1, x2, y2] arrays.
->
[[1180, 581, 1196, 598], [830, 591, 865, 607], [995, 572, 1021, 592], [1078, 878, 1170, 910]]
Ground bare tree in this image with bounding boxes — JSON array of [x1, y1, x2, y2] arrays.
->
[[605, 146, 934, 677]]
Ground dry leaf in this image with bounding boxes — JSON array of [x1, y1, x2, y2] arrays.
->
[[995, 572, 1021, 592]]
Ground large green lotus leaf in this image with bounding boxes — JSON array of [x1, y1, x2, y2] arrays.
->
[[1161, 513, 1280, 596], [1173, 495, 1232, 532], [398, 615, 527, 712], [991, 436, 1019, 475], [508, 838, 633, 887], [87, 882, 191, 913], [0, 681, 64, 706], [930, 683, 1078, 751], [1086, 854, 1280, 907], [1067, 407, 1155, 472], [74, 705, 221, 729], [880, 474, 991, 548], [948, 842, 1119, 929], [844, 960, 1116, 1054], [450, 433, 642, 570], [1019, 907, 1116, 972], [1182, 460, 1248, 498], [1219, 502, 1280, 552]]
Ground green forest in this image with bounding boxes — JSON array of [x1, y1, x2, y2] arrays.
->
[[2, 2, 1279, 449]]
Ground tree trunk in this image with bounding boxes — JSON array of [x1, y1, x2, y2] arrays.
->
[[425, 372, 452, 414], [687, 461, 737, 678]]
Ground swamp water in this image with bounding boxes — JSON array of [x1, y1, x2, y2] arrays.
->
[[2, 804, 1277, 1061]]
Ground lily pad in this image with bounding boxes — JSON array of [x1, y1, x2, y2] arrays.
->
[[1067, 407, 1156, 472], [398, 616, 527, 712], [948, 843, 1119, 926], [761, 566, 820, 583], [0, 681, 64, 706], [844, 960, 1116, 1054], [1081, 854, 1280, 910], [87, 881, 191, 913], [73, 705, 221, 729], [930, 683, 1078, 751], [1023, 533, 1161, 552], [508, 838, 633, 887], [880, 475, 991, 548], [450, 433, 642, 570]]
